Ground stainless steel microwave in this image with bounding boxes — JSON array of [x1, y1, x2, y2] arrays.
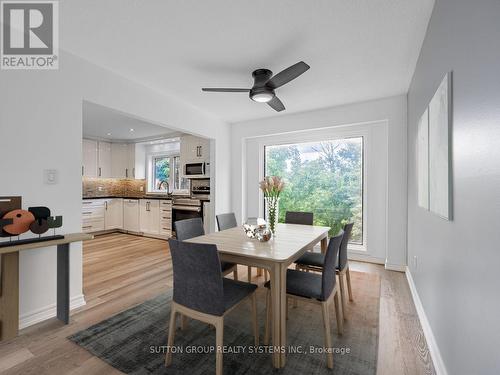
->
[[184, 162, 210, 178]]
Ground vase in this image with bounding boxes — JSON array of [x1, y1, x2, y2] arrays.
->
[[265, 197, 280, 235]]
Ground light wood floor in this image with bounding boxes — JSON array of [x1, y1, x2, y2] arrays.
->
[[0, 233, 435, 374]]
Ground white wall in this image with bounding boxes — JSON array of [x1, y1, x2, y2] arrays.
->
[[407, 1, 500, 374], [0, 50, 231, 327], [231, 95, 407, 268]]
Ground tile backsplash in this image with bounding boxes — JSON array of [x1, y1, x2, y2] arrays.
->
[[83, 178, 146, 198]]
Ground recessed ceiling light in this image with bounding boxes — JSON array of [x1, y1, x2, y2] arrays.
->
[[107, 132, 112, 136], [130, 128, 135, 132]]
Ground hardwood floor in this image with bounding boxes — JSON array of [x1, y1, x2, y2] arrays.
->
[[0, 233, 435, 374]]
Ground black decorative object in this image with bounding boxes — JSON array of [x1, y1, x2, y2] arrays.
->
[[0, 196, 64, 248]]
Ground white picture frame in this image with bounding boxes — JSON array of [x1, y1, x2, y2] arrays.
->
[[417, 108, 429, 209]]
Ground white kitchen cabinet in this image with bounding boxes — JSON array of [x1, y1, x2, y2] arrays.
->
[[123, 199, 140, 232], [111, 143, 128, 178], [104, 198, 123, 230], [82, 199, 105, 232], [140, 199, 160, 235], [127, 143, 136, 178], [98, 141, 112, 178], [159, 200, 172, 237], [180, 135, 210, 163], [82, 139, 98, 177]]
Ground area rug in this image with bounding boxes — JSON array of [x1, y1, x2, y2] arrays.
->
[[69, 271, 380, 374]]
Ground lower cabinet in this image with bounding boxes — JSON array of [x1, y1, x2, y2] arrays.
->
[[104, 198, 123, 230], [140, 199, 160, 235], [82, 198, 172, 238]]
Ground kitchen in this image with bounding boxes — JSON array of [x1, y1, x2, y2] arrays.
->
[[81, 101, 213, 241]]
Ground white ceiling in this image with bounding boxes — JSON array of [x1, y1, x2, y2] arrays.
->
[[63, 0, 434, 123], [82, 101, 182, 141]]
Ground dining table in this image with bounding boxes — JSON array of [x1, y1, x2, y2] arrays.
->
[[186, 222, 330, 368]]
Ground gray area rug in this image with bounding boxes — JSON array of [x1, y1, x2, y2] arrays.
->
[[69, 271, 380, 374]]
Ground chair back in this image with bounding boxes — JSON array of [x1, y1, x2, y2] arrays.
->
[[321, 232, 344, 301], [216, 213, 237, 231], [174, 217, 204, 241], [338, 222, 354, 270], [168, 239, 225, 316], [285, 211, 314, 225]]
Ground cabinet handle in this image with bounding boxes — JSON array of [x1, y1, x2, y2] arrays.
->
[[82, 166, 84, 176], [105, 201, 108, 210], [82, 225, 92, 229], [133, 168, 135, 178], [82, 211, 92, 215], [99, 167, 102, 177], [125, 168, 128, 178]]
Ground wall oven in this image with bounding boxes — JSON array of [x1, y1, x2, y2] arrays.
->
[[184, 162, 210, 178], [172, 198, 203, 234]]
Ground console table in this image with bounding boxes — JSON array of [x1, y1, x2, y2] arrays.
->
[[0, 233, 93, 342]]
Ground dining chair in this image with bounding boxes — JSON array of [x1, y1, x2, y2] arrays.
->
[[166, 239, 258, 375], [285, 211, 314, 225], [217, 213, 268, 283], [174, 218, 238, 280], [294, 222, 354, 319], [263, 232, 344, 369]]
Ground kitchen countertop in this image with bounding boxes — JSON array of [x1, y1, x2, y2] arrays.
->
[[82, 195, 174, 200]]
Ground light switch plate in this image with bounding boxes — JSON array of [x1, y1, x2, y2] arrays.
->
[[44, 169, 58, 184]]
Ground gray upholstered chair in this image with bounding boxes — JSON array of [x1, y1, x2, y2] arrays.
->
[[294, 222, 355, 318], [166, 239, 258, 375], [174, 218, 238, 280], [263, 232, 344, 369], [285, 211, 314, 225], [216, 213, 266, 283]]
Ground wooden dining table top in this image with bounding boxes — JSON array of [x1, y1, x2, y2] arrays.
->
[[185, 223, 330, 263]]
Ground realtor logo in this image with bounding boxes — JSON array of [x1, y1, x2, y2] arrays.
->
[[1, 1, 58, 69]]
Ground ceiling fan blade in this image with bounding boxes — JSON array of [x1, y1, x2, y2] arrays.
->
[[202, 88, 250, 92], [267, 96, 285, 112], [266, 61, 310, 89]]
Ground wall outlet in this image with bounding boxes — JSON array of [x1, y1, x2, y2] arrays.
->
[[140, 186, 144, 191], [43, 169, 58, 184], [98, 186, 103, 191], [413, 255, 418, 269]]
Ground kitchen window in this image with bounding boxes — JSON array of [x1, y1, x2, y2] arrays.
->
[[264, 137, 364, 244], [148, 154, 189, 193]]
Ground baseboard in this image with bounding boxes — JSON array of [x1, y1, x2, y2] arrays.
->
[[348, 252, 385, 265], [405, 267, 448, 375], [384, 262, 406, 272], [19, 294, 86, 330]]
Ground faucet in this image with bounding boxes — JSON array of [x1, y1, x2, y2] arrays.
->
[[158, 180, 169, 192]]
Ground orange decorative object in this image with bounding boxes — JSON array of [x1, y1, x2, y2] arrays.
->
[[2, 209, 35, 235]]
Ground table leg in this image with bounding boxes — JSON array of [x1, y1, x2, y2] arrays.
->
[[0, 253, 19, 341], [57, 243, 70, 324], [270, 263, 287, 368], [320, 235, 328, 254]]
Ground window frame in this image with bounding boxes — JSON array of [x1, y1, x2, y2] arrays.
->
[[258, 129, 369, 253], [146, 151, 183, 194]]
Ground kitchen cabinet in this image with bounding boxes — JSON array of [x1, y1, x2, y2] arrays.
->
[[82, 139, 98, 177], [140, 199, 160, 235], [82, 199, 105, 232], [127, 143, 136, 178], [104, 198, 123, 230], [111, 143, 128, 178], [123, 199, 140, 232], [180, 135, 210, 163], [159, 200, 172, 237], [98, 141, 112, 178]]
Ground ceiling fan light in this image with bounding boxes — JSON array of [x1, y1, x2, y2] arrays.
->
[[251, 92, 274, 103]]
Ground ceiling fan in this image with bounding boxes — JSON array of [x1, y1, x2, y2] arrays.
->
[[201, 61, 310, 112]]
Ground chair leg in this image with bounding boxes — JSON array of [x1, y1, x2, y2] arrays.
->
[[215, 317, 224, 375], [338, 273, 347, 319], [247, 266, 252, 282], [334, 290, 344, 335], [251, 292, 259, 346], [181, 315, 188, 330], [264, 289, 271, 345], [321, 301, 334, 369], [165, 304, 177, 366], [233, 268, 238, 281], [346, 266, 354, 301]]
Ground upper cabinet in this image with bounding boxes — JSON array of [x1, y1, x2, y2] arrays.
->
[[180, 135, 210, 163], [82, 139, 98, 177], [98, 141, 112, 178], [83, 139, 137, 179]]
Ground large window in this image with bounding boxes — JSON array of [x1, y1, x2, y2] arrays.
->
[[264, 137, 364, 244]]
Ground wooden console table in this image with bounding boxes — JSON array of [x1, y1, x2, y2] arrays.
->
[[0, 233, 93, 342]]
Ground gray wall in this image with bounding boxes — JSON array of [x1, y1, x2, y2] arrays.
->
[[407, 1, 500, 374]]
